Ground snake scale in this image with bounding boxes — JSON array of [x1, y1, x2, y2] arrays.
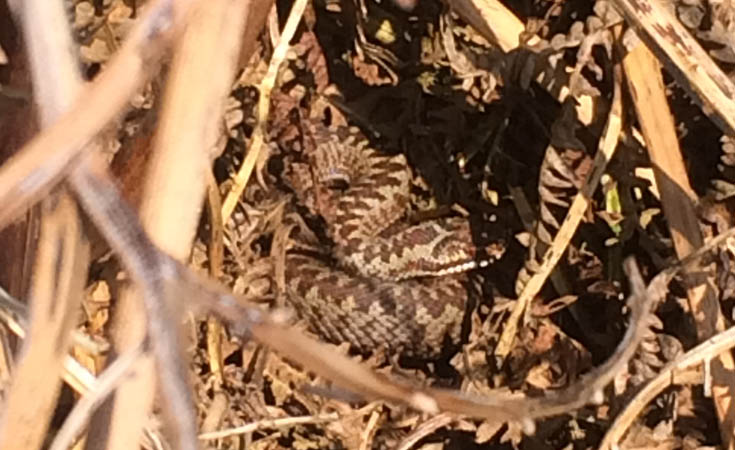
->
[[285, 122, 498, 357]]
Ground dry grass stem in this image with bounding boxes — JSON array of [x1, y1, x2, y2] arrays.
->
[[221, 0, 309, 221], [395, 413, 455, 450], [198, 412, 340, 441]]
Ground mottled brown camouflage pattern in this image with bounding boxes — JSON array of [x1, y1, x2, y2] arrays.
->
[[286, 123, 490, 357]]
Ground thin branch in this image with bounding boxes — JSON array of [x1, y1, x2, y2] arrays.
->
[[70, 157, 199, 450], [600, 323, 735, 449], [49, 343, 146, 450], [89, 0, 251, 447], [184, 256, 655, 429], [0, 0, 198, 228]]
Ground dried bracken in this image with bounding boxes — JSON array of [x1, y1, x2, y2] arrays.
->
[[2, 0, 735, 449]]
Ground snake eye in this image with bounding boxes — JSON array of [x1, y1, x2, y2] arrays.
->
[[326, 178, 349, 192], [315, 166, 350, 192]]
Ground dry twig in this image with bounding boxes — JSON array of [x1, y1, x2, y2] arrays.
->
[[622, 29, 735, 450], [93, 0, 251, 447], [610, 0, 735, 135], [599, 224, 735, 447], [600, 323, 735, 448]]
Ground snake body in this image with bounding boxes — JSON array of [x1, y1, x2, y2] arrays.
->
[[285, 123, 489, 357]]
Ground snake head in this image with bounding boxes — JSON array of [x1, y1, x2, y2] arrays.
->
[[290, 119, 411, 246], [284, 123, 359, 218], [301, 123, 369, 220], [305, 125, 363, 184]]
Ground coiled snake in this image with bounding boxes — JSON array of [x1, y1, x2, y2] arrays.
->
[[285, 123, 499, 357]]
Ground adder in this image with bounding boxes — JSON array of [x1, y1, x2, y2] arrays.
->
[[285, 121, 502, 357]]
